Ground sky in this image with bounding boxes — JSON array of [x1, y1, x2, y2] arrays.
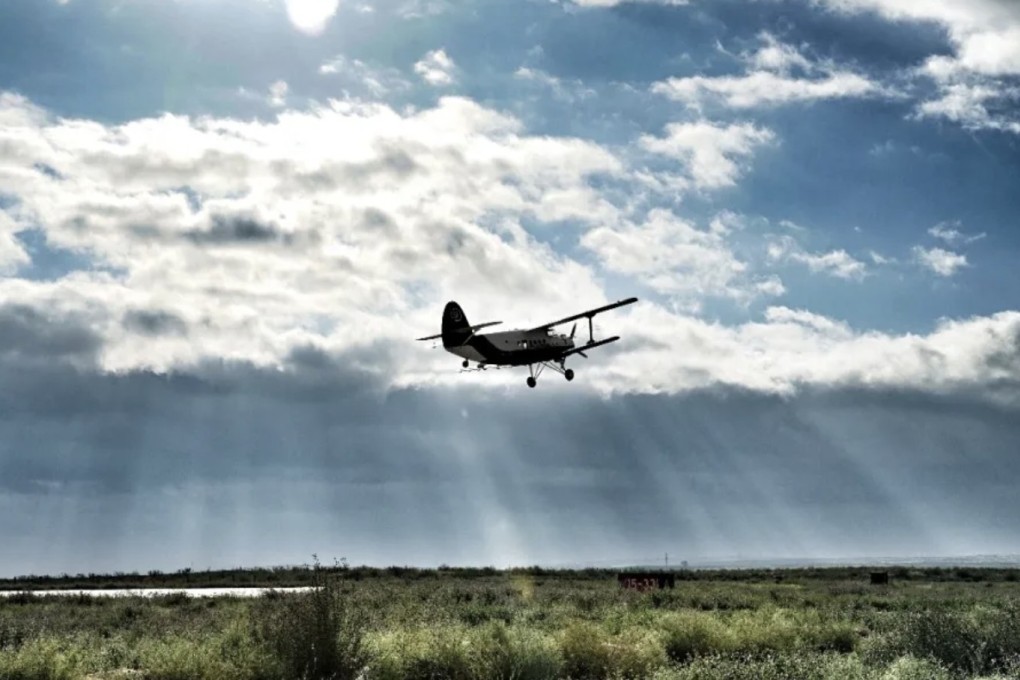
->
[[1, 0, 1019, 577]]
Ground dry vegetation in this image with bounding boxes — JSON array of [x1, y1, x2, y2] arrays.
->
[[1, 565, 1019, 679]]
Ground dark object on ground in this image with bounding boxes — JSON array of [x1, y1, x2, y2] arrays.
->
[[618, 572, 675, 590], [871, 571, 890, 585]]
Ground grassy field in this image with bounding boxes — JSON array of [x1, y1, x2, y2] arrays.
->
[[1, 566, 1019, 679]]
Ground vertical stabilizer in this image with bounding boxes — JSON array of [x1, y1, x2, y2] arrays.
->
[[442, 301, 471, 347]]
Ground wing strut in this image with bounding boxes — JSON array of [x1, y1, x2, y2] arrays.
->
[[527, 297, 638, 339], [561, 335, 620, 359]]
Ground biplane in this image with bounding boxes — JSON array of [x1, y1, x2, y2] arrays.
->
[[416, 297, 638, 387]]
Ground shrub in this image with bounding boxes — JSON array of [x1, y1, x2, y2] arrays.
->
[[251, 566, 367, 680], [559, 621, 665, 679], [879, 656, 952, 680], [559, 622, 614, 679], [659, 614, 730, 663], [469, 623, 561, 680]]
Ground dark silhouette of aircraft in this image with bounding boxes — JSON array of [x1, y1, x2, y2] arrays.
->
[[417, 297, 638, 387]]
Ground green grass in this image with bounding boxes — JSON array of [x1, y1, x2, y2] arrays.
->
[[2, 567, 1020, 679]]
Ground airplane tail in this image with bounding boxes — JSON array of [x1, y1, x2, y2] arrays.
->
[[442, 301, 471, 347]]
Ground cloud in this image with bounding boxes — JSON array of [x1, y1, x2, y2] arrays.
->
[[928, 221, 986, 245], [284, 0, 340, 35], [869, 250, 894, 265], [792, 250, 867, 280], [604, 302, 1020, 407], [0, 303, 102, 367], [912, 246, 968, 277], [570, 0, 688, 6], [767, 235, 868, 280], [4, 355, 1020, 573], [0, 91, 624, 377], [514, 67, 596, 102], [0, 210, 31, 273], [812, 0, 1020, 132], [268, 80, 289, 108], [1, 92, 1017, 405], [581, 209, 784, 309], [414, 49, 457, 86], [639, 121, 775, 190], [318, 55, 412, 98], [652, 32, 890, 109]]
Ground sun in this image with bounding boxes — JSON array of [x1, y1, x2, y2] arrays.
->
[[284, 0, 340, 35]]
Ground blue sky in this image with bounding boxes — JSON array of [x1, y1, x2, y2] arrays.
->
[[1, 0, 1019, 576]]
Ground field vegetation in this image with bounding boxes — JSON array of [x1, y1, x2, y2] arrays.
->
[[1, 564, 1019, 679]]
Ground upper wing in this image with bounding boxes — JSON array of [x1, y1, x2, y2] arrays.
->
[[527, 297, 638, 332]]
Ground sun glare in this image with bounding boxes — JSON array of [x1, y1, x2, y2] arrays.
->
[[285, 0, 340, 34]]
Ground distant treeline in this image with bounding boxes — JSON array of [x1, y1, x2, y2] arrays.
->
[[2, 563, 1020, 590]]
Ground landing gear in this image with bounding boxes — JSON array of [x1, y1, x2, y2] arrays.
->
[[526, 362, 575, 387], [462, 360, 469, 368]]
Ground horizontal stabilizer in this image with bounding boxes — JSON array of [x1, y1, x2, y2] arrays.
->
[[561, 335, 619, 358], [416, 320, 500, 342]]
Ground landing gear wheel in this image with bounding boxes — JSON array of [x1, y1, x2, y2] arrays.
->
[[564, 369, 574, 381], [527, 377, 537, 388], [462, 360, 469, 368]]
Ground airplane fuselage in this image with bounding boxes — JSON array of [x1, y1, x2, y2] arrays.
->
[[446, 329, 574, 367]]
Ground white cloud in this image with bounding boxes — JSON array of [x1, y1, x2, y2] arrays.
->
[[396, 0, 451, 18], [268, 80, 289, 108], [581, 208, 783, 308], [0, 91, 622, 376], [414, 49, 457, 86], [812, 0, 1020, 132], [284, 0, 340, 34], [928, 221, 986, 245], [0, 210, 30, 274], [639, 121, 775, 189], [815, 0, 1020, 76], [652, 32, 890, 109], [597, 302, 1020, 406], [869, 250, 894, 265], [318, 55, 412, 98], [912, 246, 968, 277], [792, 249, 868, 280], [748, 33, 814, 73], [768, 235, 868, 280], [514, 67, 596, 102], [1, 92, 1016, 404]]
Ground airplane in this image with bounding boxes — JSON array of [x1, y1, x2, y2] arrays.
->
[[416, 297, 638, 388]]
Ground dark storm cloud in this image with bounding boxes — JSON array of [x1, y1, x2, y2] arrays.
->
[[123, 309, 187, 337], [0, 303, 101, 362], [2, 348, 1020, 574], [186, 215, 288, 245]]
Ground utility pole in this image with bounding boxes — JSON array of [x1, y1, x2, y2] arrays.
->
[[665, 552, 668, 568]]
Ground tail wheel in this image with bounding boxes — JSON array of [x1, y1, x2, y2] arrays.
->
[[462, 360, 469, 368], [565, 369, 574, 381], [527, 377, 537, 388]]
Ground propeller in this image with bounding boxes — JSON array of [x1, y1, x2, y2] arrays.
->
[[570, 323, 587, 357]]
